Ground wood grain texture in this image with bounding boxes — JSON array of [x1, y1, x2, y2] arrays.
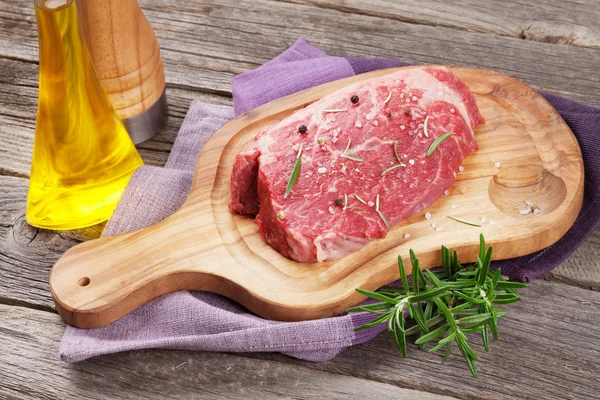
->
[[2, 280, 599, 400], [2, 0, 600, 176], [282, 0, 600, 49], [1, 0, 600, 398], [0, 304, 455, 400], [248, 279, 600, 400], [77, 0, 166, 118], [49, 67, 584, 328]]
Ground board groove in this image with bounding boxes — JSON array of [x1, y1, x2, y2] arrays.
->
[[50, 66, 584, 328]]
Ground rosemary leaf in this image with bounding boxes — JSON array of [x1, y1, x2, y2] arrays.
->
[[423, 115, 430, 138], [381, 163, 404, 176], [341, 139, 365, 162], [284, 144, 302, 198], [383, 90, 392, 104], [323, 108, 348, 113], [354, 194, 367, 204], [426, 132, 455, 157], [448, 215, 482, 227], [394, 142, 402, 164]]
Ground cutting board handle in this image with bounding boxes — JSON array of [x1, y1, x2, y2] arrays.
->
[[49, 205, 238, 328]]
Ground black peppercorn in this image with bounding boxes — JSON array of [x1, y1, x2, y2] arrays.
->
[[350, 95, 359, 104], [386, 111, 392, 118], [298, 125, 308, 134], [335, 198, 344, 206], [405, 109, 411, 116]]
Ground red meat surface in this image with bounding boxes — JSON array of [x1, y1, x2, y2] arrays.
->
[[229, 66, 484, 262]]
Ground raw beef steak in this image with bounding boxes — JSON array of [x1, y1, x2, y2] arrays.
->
[[229, 66, 484, 262]]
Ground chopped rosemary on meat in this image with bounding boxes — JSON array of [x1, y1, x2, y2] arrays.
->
[[351, 95, 359, 104], [448, 215, 482, 227], [317, 137, 326, 145], [341, 139, 365, 162], [383, 90, 392, 104], [381, 164, 404, 176], [426, 132, 455, 157], [323, 108, 348, 113], [423, 115, 430, 138], [376, 194, 391, 229], [354, 194, 367, 204], [284, 144, 303, 198], [342, 193, 363, 212], [394, 142, 403, 164]]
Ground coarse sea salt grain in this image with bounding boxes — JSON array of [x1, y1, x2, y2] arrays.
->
[[355, 121, 362, 128], [451, 204, 457, 209], [328, 206, 336, 215], [489, 220, 497, 225], [481, 216, 487, 223], [458, 166, 465, 173], [425, 212, 432, 220], [431, 223, 437, 228], [400, 124, 406, 130], [403, 233, 410, 239], [494, 162, 501, 168], [409, 159, 415, 165], [368, 201, 375, 207], [533, 208, 541, 215], [435, 226, 444, 232], [318, 167, 327, 174], [373, 120, 379, 126], [444, 190, 449, 196]]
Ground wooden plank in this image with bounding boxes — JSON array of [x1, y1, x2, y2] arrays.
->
[[0, 303, 455, 400], [282, 0, 600, 49], [545, 228, 600, 290], [1, 0, 600, 103], [1, 280, 599, 399], [242, 279, 600, 400], [1, 0, 600, 178]]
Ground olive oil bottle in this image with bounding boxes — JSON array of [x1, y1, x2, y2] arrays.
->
[[27, 0, 144, 230]]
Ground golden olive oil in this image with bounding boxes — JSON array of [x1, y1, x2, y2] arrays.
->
[[27, 0, 144, 230]]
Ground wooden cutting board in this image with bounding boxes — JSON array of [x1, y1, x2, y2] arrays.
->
[[50, 66, 584, 329]]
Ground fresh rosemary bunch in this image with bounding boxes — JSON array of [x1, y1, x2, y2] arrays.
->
[[347, 234, 527, 378]]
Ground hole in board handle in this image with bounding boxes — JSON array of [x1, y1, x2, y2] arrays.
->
[[78, 277, 91, 287]]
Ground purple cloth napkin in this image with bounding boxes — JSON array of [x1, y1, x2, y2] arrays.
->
[[60, 38, 600, 363]]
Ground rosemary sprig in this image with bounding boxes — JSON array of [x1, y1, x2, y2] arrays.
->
[[426, 132, 455, 157], [347, 234, 527, 378], [284, 144, 302, 198], [341, 139, 365, 162]]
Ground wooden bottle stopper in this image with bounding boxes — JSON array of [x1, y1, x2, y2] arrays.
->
[[77, 0, 167, 144]]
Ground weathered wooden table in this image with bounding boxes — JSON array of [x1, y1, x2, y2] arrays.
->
[[1, 1, 600, 398]]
